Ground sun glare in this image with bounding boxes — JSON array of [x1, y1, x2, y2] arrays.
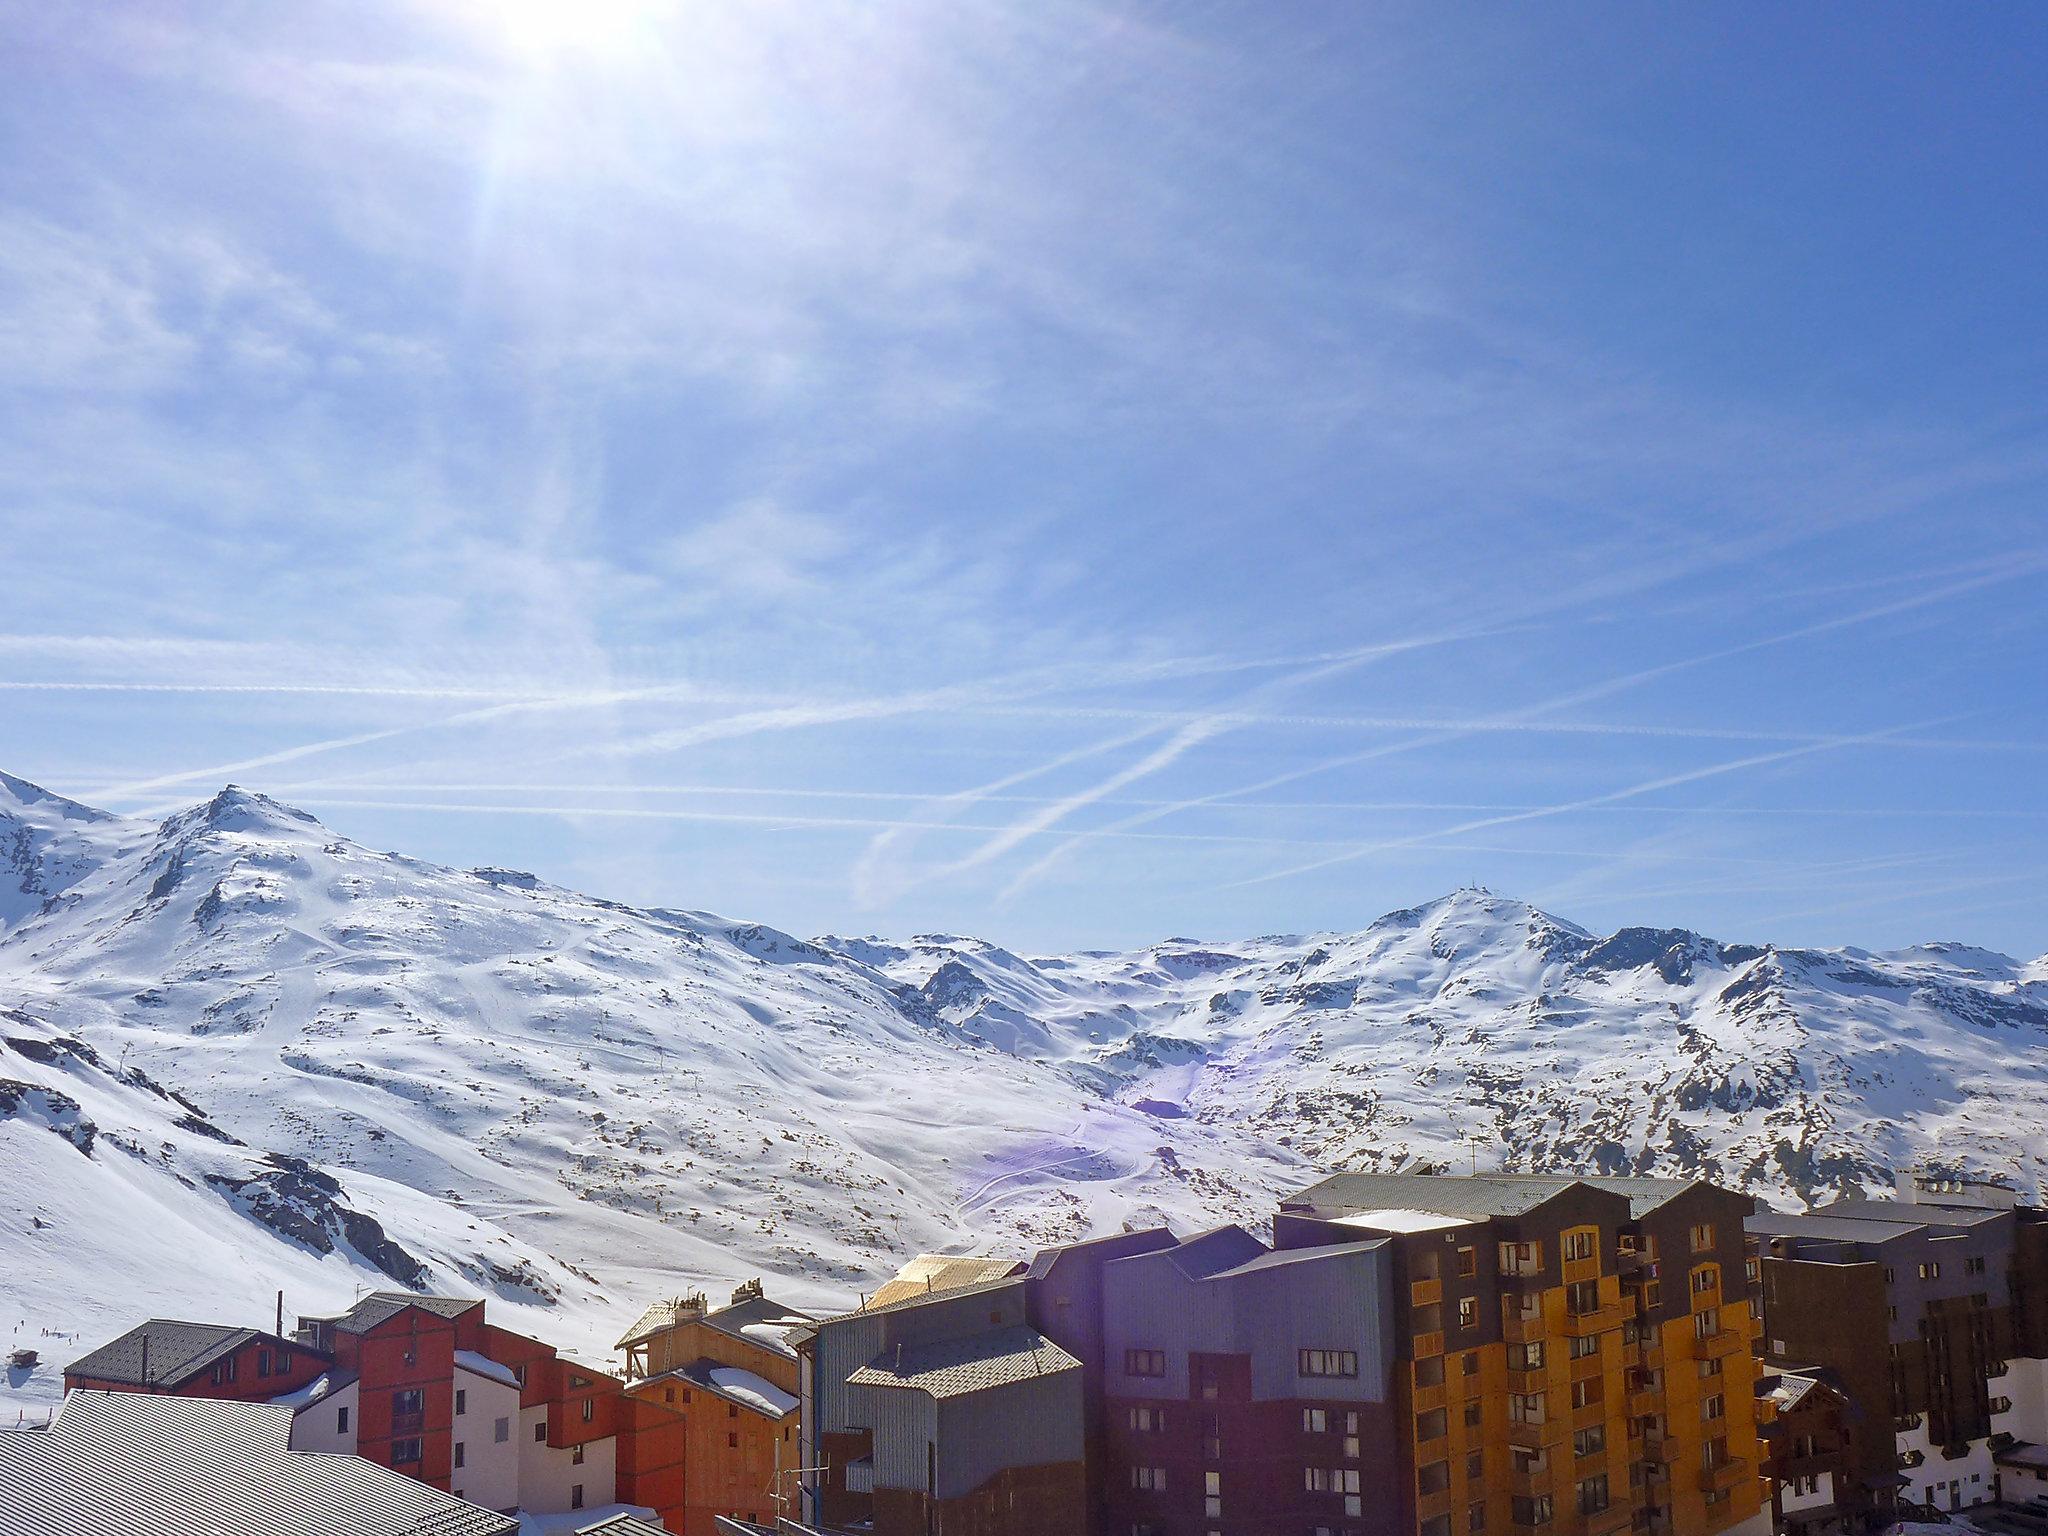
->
[[474, 0, 659, 56]]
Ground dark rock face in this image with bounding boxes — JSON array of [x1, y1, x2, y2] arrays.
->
[[206, 1154, 429, 1287]]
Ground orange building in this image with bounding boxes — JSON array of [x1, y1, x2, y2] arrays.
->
[[618, 1279, 809, 1535]]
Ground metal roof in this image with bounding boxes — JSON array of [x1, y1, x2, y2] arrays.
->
[[614, 1298, 698, 1350], [1285, 1171, 1604, 1220], [64, 1319, 294, 1388], [1159, 1225, 1268, 1280], [318, 1293, 481, 1336], [1747, 1210, 1927, 1246], [1205, 1237, 1387, 1281], [823, 1272, 1024, 1324], [0, 1390, 518, 1536], [701, 1291, 813, 1347], [846, 1325, 1079, 1401], [866, 1255, 1025, 1309], [1810, 1198, 2008, 1230], [573, 1518, 670, 1536]]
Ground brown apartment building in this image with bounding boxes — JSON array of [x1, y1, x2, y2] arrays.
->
[[618, 1279, 812, 1535], [1275, 1173, 1769, 1536]]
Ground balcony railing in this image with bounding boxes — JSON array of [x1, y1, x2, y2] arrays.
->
[[1582, 1502, 1633, 1536], [1510, 1462, 1554, 1497], [1413, 1278, 1444, 1306], [1509, 1416, 1570, 1451], [1627, 1389, 1660, 1418], [1508, 1368, 1548, 1396], [1414, 1330, 1446, 1358], [1690, 1327, 1746, 1361], [1698, 1458, 1749, 1495], [1505, 1314, 1546, 1345], [1640, 1431, 1679, 1465], [1564, 1304, 1628, 1338]]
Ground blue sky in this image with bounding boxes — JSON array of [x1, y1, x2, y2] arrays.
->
[[2, 1, 2044, 955]]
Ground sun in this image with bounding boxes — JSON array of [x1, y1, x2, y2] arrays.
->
[[470, 0, 661, 57]]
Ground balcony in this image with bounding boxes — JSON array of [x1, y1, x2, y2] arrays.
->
[[1563, 1304, 1628, 1338], [1627, 1389, 1660, 1418], [1582, 1503, 1633, 1536], [1698, 1458, 1750, 1495], [1505, 1314, 1547, 1345], [1640, 1432, 1680, 1465], [1413, 1278, 1444, 1306], [1701, 1411, 1728, 1438], [1564, 1255, 1602, 1286], [1571, 1399, 1608, 1434], [1690, 1327, 1746, 1361], [1510, 1461, 1554, 1497], [1509, 1416, 1570, 1451], [1570, 1351, 1605, 1383], [1508, 1368, 1548, 1396], [1418, 1488, 1456, 1521], [1414, 1330, 1446, 1359]]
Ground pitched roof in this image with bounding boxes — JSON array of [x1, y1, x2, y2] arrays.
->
[[319, 1293, 481, 1336], [847, 1325, 1080, 1401], [1286, 1172, 1601, 1220], [641, 1359, 799, 1420], [702, 1292, 812, 1349], [1160, 1225, 1269, 1280], [1024, 1226, 1179, 1280], [574, 1519, 670, 1536], [867, 1255, 1025, 1309], [64, 1320, 276, 1389], [1747, 1210, 1928, 1246], [614, 1297, 702, 1350], [0, 1390, 517, 1536]]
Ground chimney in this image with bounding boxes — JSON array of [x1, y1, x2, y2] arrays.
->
[[275, 1291, 284, 1339]]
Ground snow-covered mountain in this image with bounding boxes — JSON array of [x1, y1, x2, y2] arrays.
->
[[4, 770, 2046, 1411]]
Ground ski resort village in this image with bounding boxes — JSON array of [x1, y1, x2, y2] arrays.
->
[[4, 776, 2048, 1535]]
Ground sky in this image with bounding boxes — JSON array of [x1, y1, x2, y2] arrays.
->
[[1, 1, 2044, 956]]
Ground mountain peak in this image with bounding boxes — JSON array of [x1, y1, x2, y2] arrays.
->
[[177, 784, 325, 838], [0, 770, 118, 824]]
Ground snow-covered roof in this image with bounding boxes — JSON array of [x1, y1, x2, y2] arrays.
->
[[1334, 1208, 1473, 1234], [454, 1350, 520, 1389], [706, 1366, 798, 1419], [868, 1255, 1024, 1308], [270, 1369, 355, 1412], [736, 1321, 806, 1361]]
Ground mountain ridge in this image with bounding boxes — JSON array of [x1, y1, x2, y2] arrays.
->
[[3, 769, 2045, 1410]]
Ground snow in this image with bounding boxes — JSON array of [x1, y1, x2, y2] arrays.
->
[[270, 1372, 338, 1410], [707, 1365, 798, 1418], [4, 773, 2048, 1420], [455, 1350, 521, 1388], [1335, 1208, 1473, 1234], [737, 1320, 806, 1361]]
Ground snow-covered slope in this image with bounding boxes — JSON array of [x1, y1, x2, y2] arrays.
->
[[4, 772, 2045, 1412]]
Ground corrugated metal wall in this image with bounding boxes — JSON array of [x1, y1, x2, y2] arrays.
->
[[936, 1370, 1085, 1498], [1102, 1241, 1396, 1403]]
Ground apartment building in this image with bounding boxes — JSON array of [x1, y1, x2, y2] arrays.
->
[[1749, 1172, 2048, 1523], [1756, 1371, 1852, 1536], [619, 1279, 811, 1535], [802, 1272, 1088, 1535], [63, 1318, 328, 1403], [1276, 1172, 1767, 1536]]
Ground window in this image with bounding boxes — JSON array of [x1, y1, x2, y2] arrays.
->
[[1509, 1393, 1546, 1425], [1469, 1503, 1486, 1533], [570, 1485, 583, 1511], [1563, 1230, 1597, 1263], [1135, 1406, 1169, 1432], [1132, 1466, 1167, 1491], [1458, 1247, 1478, 1278], [1205, 1470, 1222, 1519], [1459, 1296, 1479, 1330], [1693, 1308, 1719, 1339], [1690, 1223, 1715, 1252], [535, 1421, 548, 1442], [392, 1437, 422, 1465], [1416, 1250, 1443, 1281], [1300, 1349, 1359, 1378], [572, 1444, 585, 1465], [1462, 1352, 1480, 1377], [1499, 1241, 1541, 1276], [1919, 1262, 1940, 1280], [1511, 1495, 1554, 1528], [1968, 1255, 1988, 1275], [1465, 1402, 1483, 1428], [1125, 1348, 1167, 1377], [1569, 1379, 1600, 1411], [1566, 1280, 1600, 1317], [1417, 1355, 1446, 1388], [727, 1431, 738, 1449], [213, 1356, 238, 1386], [337, 1404, 350, 1434], [512, 1363, 527, 1386], [1418, 1408, 1448, 1443], [257, 1349, 271, 1378], [1421, 1518, 1452, 1536], [1510, 1342, 1545, 1372], [1567, 1335, 1598, 1361], [1701, 1394, 1725, 1423], [493, 1416, 509, 1443], [1576, 1474, 1609, 1515], [1574, 1426, 1605, 1459], [455, 1388, 466, 1415], [1467, 1450, 1484, 1478], [1692, 1265, 1718, 1295], [664, 1388, 674, 1403], [392, 1388, 424, 1419], [581, 1398, 595, 1423], [454, 1442, 466, 1469], [1698, 1357, 1722, 1380]]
